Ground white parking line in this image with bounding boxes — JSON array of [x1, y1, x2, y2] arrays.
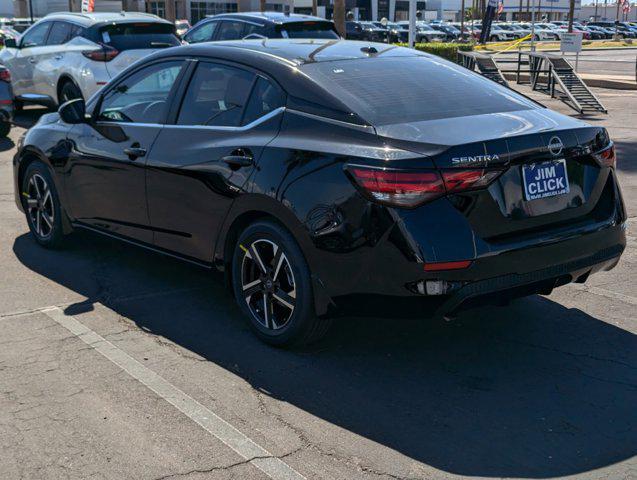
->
[[41, 306, 307, 480], [568, 283, 637, 307]]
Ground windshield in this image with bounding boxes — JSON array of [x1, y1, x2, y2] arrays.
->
[[279, 21, 339, 39], [99, 22, 180, 50], [301, 56, 536, 126]]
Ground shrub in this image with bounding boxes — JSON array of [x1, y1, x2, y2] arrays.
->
[[396, 42, 474, 62]]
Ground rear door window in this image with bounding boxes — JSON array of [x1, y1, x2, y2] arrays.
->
[[243, 23, 267, 39], [47, 22, 83, 45], [177, 62, 255, 127], [279, 21, 339, 39], [99, 22, 180, 51], [241, 77, 284, 125], [216, 21, 245, 41]]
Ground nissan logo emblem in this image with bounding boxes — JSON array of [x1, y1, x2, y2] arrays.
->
[[548, 136, 564, 157]]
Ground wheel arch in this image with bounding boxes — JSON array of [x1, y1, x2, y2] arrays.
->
[[56, 74, 82, 105], [216, 195, 334, 317], [16, 147, 73, 234], [16, 147, 53, 203]]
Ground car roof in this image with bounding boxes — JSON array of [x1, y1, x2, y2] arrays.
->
[[171, 39, 423, 66], [126, 39, 431, 126], [204, 12, 330, 25], [43, 11, 169, 27]]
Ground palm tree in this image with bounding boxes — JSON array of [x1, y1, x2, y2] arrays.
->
[[567, 0, 575, 32], [334, 0, 346, 38]]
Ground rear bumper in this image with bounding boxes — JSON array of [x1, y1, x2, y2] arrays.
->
[[434, 240, 624, 317], [325, 223, 625, 319]]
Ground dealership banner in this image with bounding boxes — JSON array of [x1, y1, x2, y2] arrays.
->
[[479, 0, 498, 43], [81, 0, 95, 13]]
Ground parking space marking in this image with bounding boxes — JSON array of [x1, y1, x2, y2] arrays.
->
[[41, 306, 307, 480], [568, 283, 637, 307]]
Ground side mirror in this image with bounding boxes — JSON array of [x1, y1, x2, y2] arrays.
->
[[5, 38, 17, 48], [58, 98, 87, 124]]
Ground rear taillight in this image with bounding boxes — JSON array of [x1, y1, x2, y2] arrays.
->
[[442, 169, 502, 193], [82, 45, 119, 62], [593, 143, 616, 168], [347, 166, 501, 208], [348, 167, 445, 208], [0, 69, 10, 82]]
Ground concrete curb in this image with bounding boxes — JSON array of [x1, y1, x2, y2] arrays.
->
[[503, 72, 637, 90]]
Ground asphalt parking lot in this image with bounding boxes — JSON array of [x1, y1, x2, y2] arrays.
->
[[573, 48, 637, 76], [1, 87, 636, 479], [500, 47, 637, 77]]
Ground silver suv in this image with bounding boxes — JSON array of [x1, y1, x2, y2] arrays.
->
[[0, 12, 180, 109]]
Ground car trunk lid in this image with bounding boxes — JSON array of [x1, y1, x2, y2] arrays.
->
[[376, 109, 614, 240]]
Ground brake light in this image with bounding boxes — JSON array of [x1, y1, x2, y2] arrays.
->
[[347, 166, 501, 208], [348, 167, 445, 207], [0, 69, 10, 82], [593, 144, 616, 168], [82, 45, 119, 62]]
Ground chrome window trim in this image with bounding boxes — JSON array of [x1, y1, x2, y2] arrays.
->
[[236, 19, 267, 27], [165, 106, 285, 131], [286, 108, 375, 134], [95, 107, 285, 131], [93, 121, 164, 128]]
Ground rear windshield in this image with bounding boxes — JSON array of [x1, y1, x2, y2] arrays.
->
[[300, 56, 536, 125], [279, 22, 339, 39], [99, 22, 180, 50]]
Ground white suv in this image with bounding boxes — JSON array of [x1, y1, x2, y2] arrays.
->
[[0, 12, 180, 109]]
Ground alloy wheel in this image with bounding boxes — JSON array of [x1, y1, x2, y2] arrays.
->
[[25, 173, 54, 239], [240, 239, 296, 331]]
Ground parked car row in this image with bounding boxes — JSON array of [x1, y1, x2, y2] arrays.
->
[[3, 9, 636, 118], [183, 12, 339, 44]]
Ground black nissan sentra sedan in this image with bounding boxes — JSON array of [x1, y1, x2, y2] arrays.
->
[[13, 40, 626, 346]]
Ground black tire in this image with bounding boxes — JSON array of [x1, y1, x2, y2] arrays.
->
[[0, 121, 10, 137], [22, 161, 66, 248], [231, 220, 331, 347], [59, 80, 83, 105], [490, 35, 498, 42]]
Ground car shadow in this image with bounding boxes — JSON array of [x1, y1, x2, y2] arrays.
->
[[614, 139, 637, 174], [0, 136, 15, 152], [12, 106, 51, 129], [12, 231, 637, 478]]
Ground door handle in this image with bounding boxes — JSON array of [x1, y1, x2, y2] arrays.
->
[[54, 55, 63, 60], [222, 149, 253, 170], [28, 58, 37, 64], [124, 144, 147, 161]]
